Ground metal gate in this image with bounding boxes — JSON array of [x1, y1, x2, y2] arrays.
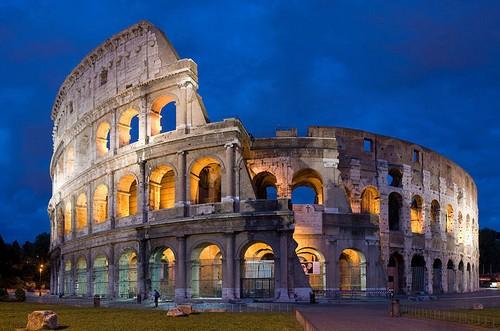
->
[[192, 259, 222, 298], [432, 267, 442, 293], [411, 266, 425, 293], [241, 259, 274, 298]]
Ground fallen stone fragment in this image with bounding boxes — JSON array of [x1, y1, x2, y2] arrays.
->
[[26, 310, 58, 330], [167, 307, 187, 317]]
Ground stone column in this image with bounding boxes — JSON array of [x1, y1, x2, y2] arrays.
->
[[87, 185, 93, 235], [175, 151, 187, 216], [277, 232, 290, 301], [58, 256, 64, 295], [176, 82, 189, 131], [139, 97, 148, 144], [108, 245, 115, 299], [223, 143, 235, 203], [71, 195, 76, 239], [326, 239, 338, 296], [140, 160, 147, 224], [108, 171, 115, 229], [111, 108, 117, 156], [137, 240, 147, 300], [223, 233, 235, 300], [87, 251, 93, 298], [175, 237, 187, 302]]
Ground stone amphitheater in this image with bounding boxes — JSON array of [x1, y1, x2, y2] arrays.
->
[[48, 21, 479, 302]]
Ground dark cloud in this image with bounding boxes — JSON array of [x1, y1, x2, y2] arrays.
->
[[0, 0, 497, 241]]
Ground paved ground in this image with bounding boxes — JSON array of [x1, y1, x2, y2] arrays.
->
[[299, 304, 492, 331]]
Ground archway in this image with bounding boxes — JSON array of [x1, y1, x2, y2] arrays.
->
[[76, 193, 87, 231], [387, 253, 405, 295], [457, 261, 464, 293], [432, 259, 443, 294], [241, 242, 275, 298], [447, 260, 455, 293], [75, 257, 87, 297], [339, 249, 366, 291], [466, 263, 471, 292], [118, 108, 139, 147], [360, 186, 380, 215], [411, 255, 426, 293], [190, 157, 221, 204], [151, 95, 176, 135], [388, 192, 402, 231], [93, 184, 108, 224], [149, 166, 175, 210], [118, 250, 138, 299], [297, 247, 326, 296], [64, 202, 72, 236], [149, 247, 176, 300], [96, 121, 111, 156], [291, 168, 323, 205], [446, 205, 454, 234], [191, 244, 222, 298], [430, 200, 440, 233], [93, 255, 108, 298], [64, 260, 72, 295], [117, 175, 138, 217], [410, 195, 424, 234], [253, 171, 277, 200]]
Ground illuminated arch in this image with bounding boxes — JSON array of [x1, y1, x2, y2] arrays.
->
[[151, 95, 177, 136], [241, 242, 275, 298], [410, 195, 424, 234], [360, 186, 380, 215], [190, 243, 223, 298], [291, 168, 323, 205], [64, 259, 72, 295], [75, 256, 87, 297], [118, 108, 139, 147], [339, 249, 366, 291], [296, 247, 326, 295], [117, 174, 138, 218], [446, 205, 454, 233], [118, 249, 138, 299], [93, 255, 108, 298], [190, 156, 222, 204], [96, 121, 111, 156], [65, 146, 74, 176], [64, 201, 72, 235], [253, 171, 277, 200], [149, 165, 175, 210], [76, 193, 87, 230], [93, 184, 108, 223], [149, 247, 176, 299]]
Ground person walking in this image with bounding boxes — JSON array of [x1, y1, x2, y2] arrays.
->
[[153, 289, 160, 308]]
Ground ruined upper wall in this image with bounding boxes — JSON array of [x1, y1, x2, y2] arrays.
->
[[51, 21, 181, 139]]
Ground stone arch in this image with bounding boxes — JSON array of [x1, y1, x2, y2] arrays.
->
[[410, 195, 424, 234], [457, 212, 464, 243], [96, 121, 111, 156], [296, 247, 326, 295], [190, 242, 223, 298], [411, 254, 426, 293], [116, 174, 138, 218], [432, 259, 443, 294], [149, 165, 176, 210], [64, 201, 72, 235], [189, 156, 223, 204], [118, 249, 138, 299], [457, 260, 464, 293], [360, 186, 380, 215], [466, 262, 471, 292], [149, 246, 176, 299], [339, 248, 366, 291], [76, 193, 87, 230], [387, 168, 403, 187], [64, 259, 73, 295], [151, 94, 177, 135], [240, 242, 275, 298], [118, 108, 139, 147], [446, 205, 454, 234], [447, 259, 455, 293], [93, 184, 108, 224], [291, 168, 323, 205], [388, 192, 403, 231], [388, 252, 405, 294], [430, 200, 440, 232], [75, 256, 87, 297], [65, 146, 74, 176], [93, 254, 109, 298], [253, 171, 278, 200]]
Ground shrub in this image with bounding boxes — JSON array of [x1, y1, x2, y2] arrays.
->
[[0, 288, 8, 301], [15, 288, 26, 302]]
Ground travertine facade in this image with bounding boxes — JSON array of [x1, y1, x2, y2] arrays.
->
[[48, 21, 479, 302]]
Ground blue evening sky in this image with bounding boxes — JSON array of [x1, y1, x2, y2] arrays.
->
[[0, 1, 498, 242]]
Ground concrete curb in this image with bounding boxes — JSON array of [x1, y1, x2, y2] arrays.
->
[[295, 309, 319, 331]]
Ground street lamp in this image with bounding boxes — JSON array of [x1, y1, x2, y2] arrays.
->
[[39, 264, 44, 297]]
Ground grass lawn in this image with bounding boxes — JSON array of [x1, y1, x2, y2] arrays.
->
[[0, 302, 302, 331], [404, 307, 500, 329]]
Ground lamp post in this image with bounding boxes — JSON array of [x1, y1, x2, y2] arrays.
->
[[39, 264, 44, 297]]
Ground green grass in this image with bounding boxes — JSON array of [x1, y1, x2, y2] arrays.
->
[[0, 302, 302, 331], [403, 307, 500, 329]]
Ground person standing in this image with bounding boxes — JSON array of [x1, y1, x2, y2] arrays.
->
[[153, 289, 160, 308]]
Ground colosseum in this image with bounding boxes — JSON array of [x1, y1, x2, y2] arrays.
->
[[48, 21, 479, 303]]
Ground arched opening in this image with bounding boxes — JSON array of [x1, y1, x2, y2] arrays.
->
[[430, 200, 440, 233], [241, 242, 275, 298], [447, 260, 455, 293], [151, 95, 176, 135], [191, 244, 222, 298], [388, 192, 402, 231], [465, 215, 471, 246], [457, 261, 464, 293], [446, 205, 454, 234], [64, 260, 72, 295], [339, 249, 366, 291], [466, 262, 471, 292], [149, 166, 175, 210], [93, 184, 108, 224], [76, 193, 87, 231], [360, 186, 380, 215], [93, 255, 108, 298], [411, 255, 426, 293], [149, 247, 176, 300], [75, 257, 87, 297], [253, 171, 278, 200], [410, 195, 424, 234], [432, 259, 443, 294], [297, 247, 326, 296], [96, 121, 111, 156], [387, 168, 402, 187], [118, 108, 139, 147], [190, 157, 221, 204], [56, 207, 64, 240], [64, 202, 72, 236], [65, 146, 74, 176], [117, 175, 138, 218], [118, 250, 138, 299], [457, 212, 464, 243], [292, 169, 323, 205], [387, 253, 405, 295]]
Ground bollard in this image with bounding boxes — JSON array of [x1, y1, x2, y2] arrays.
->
[[309, 292, 316, 304], [390, 299, 400, 317], [137, 293, 142, 304], [93, 295, 101, 308]]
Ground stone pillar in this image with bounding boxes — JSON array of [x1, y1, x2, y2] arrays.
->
[[49, 263, 55, 295], [223, 233, 235, 300], [176, 82, 190, 131], [108, 245, 115, 299], [139, 97, 148, 144], [223, 143, 235, 203], [111, 108, 117, 155], [87, 251, 93, 298], [58, 256, 64, 295], [277, 232, 290, 301], [140, 160, 147, 224], [175, 151, 187, 215], [137, 240, 147, 300], [87, 185, 93, 234], [108, 171, 115, 229], [426, 258, 433, 294], [175, 237, 187, 302], [71, 195, 76, 239], [326, 239, 338, 296]]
